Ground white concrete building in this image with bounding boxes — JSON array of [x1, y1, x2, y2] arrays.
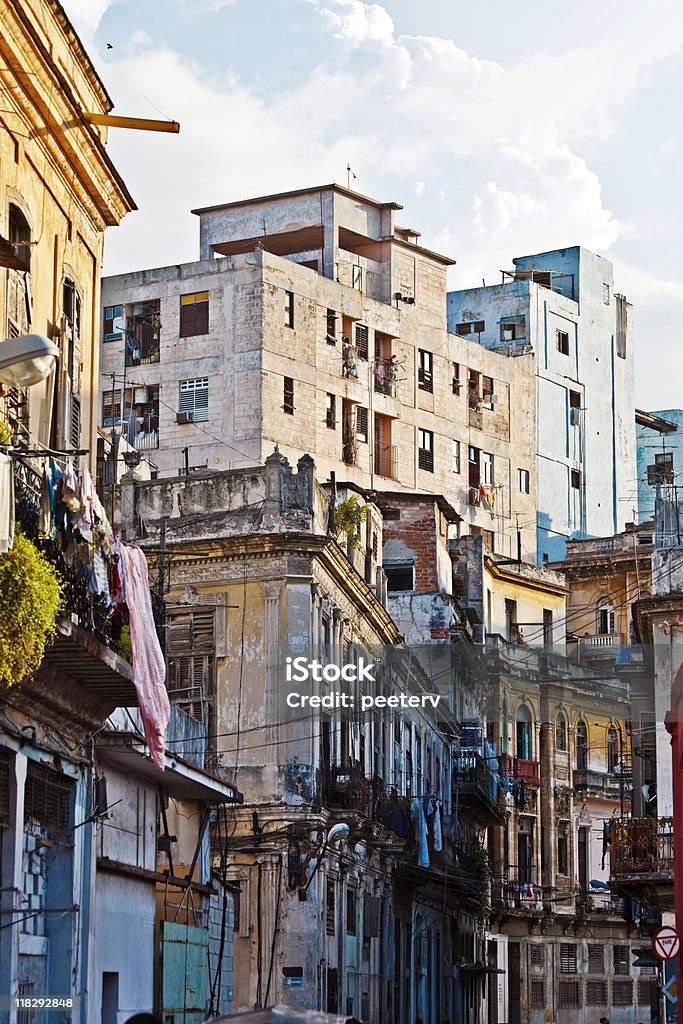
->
[[447, 248, 636, 563], [100, 184, 538, 561]]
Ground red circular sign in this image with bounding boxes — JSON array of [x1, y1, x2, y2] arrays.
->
[[652, 926, 681, 961]]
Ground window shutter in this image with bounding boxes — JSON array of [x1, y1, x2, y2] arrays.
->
[[560, 944, 577, 974], [167, 610, 215, 722], [587, 944, 604, 974], [355, 324, 369, 360], [363, 895, 381, 938]]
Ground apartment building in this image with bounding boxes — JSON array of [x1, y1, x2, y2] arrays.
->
[[100, 184, 537, 560], [115, 451, 501, 1024], [447, 248, 636, 563], [0, 0, 135, 463], [636, 407, 681, 521]]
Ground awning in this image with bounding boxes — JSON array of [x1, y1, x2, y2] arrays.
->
[[96, 732, 242, 802]]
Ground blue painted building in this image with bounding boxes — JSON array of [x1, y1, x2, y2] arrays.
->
[[448, 247, 636, 563], [636, 408, 682, 523]]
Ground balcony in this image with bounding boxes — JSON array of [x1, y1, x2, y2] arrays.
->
[[455, 752, 505, 824], [500, 753, 540, 786], [124, 302, 160, 367], [573, 768, 624, 794], [11, 454, 163, 704], [578, 633, 623, 660], [610, 817, 674, 906], [374, 444, 398, 480], [374, 357, 398, 397]]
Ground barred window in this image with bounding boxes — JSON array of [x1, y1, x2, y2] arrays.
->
[[558, 980, 580, 1009], [588, 944, 604, 974], [638, 977, 658, 1006], [560, 944, 577, 974], [529, 980, 544, 1008], [612, 980, 633, 1006], [586, 981, 607, 1006], [530, 945, 544, 968], [326, 879, 335, 936], [0, 750, 10, 827], [613, 945, 629, 975], [24, 762, 72, 839]]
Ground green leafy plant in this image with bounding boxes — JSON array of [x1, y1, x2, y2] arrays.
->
[[332, 494, 370, 550], [0, 531, 64, 687], [0, 417, 11, 448]]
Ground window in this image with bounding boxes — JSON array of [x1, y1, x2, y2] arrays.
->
[[571, 469, 581, 490], [556, 711, 567, 752], [556, 329, 570, 355], [452, 362, 461, 394], [70, 396, 81, 450], [638, 977, 659, 1006], [283, 377, 294, 414], [506, 600, 519, 644], [326, 393, 336, 429], [515, 704, 532, 759], [587, 981, 607, 1006], [451, 440, 461, 474], [557, 832, 568, 875], [179, 291, 209, 337], [24, 761, 73, 838], [63, 278, 81, 335], [558, 981, 580, 1009], [418, 428, 434, 473], [603, 282, 610, 305], [518, 468, 530, 493], [355, 323, 369, 360], [284, 290, 295, 328], [384, 563, 414, 592], [326, 309, 337, 344], [500, 319, 524, 341], [356, 406, 368, 442], [104, 304, 124, 341], [178, 378, 209, 422], [456, 320, 485, 336], [8, 203, 31, 271], [529, 980, 545, 1009], [482, 375, 494, 409], [597, 600, 615, 635], [530, 945, 544, 968], [418, 349, 433, 393], [481, 451, 494, 485], [560, 944, 577, 974], [576, 721, 588, 770], [167, 609, 215, 720], [102, 388, 133, 427], [587, 944, 604, 974], [346, 887, 357, 935], [569, 389, 581, 409], [655, 451, 674, 469], [326, 879, 336, 935], [612, 980, 633, 1006], [468, 369, 481, 409], [607, 727, 619, 773]]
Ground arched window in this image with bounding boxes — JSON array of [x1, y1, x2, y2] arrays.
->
[[8, 203, 31, 271], [555, 711, 567, 752], [607, 726, 619, 773], [597, 598, 615, 636], [576, 721, 588, 771], [516, 705, 532, 760]]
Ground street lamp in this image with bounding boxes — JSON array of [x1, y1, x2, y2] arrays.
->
[[0, 334, 59, 387]]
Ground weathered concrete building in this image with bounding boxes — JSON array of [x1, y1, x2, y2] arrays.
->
[[447, 248, 636, 563], [100, 184, 538, 560], [0, 0, 135, 463], [115, 451, 498, 1024]]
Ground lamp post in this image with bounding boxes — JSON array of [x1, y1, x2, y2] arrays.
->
[[0, 333, 59, 387]]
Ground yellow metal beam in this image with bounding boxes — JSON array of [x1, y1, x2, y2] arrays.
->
[[84, 113, 180, 134]]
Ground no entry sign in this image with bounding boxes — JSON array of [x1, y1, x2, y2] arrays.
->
[[653, 926, 681, 962]]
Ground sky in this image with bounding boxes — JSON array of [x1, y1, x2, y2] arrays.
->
[[62, 0, 683, 408]]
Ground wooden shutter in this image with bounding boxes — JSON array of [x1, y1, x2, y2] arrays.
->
[[167, 610, 215, 722], [179, 292, 209, 337], [355, 324, 369, 360]]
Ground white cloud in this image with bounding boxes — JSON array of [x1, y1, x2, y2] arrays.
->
[[414, 181, 424, 195], [309, 0, 395, 46]]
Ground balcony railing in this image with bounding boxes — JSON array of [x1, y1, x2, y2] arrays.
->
[[374, 357, 398, 397], [374, 444, 398, 480], [500, 753, 540, 786], [578, 633, 624, 656], [455, 752, 503, 821], [611, 817, 674, 880]]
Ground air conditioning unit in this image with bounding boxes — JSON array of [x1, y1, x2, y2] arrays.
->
[[176, 410, 194, 424]]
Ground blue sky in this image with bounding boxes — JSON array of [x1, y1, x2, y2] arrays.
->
[[63, 0, 683, 407]]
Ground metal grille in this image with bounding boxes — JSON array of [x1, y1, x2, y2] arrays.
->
[[326, 879, 335, 936], [24, 762, 72, 839], [530, 945, 544, 968], [588, 944, 604, 974], [612, 980, 633, 1006], [613, 945, 629, 975], [638, 977, 658, 1006], [17, 982, 34, 1024], [560, 943, 577, 974], [587, 981, 607, 1006], [558, 980, 580, 1009], [0, 750, 10, 826], [529, 980, 544, 1008]]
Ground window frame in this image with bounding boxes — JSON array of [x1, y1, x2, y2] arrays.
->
[[283, 376, 295, 415], [179, 291, 209, 338], [418, 427, 434, 473], [178, 377, 209, 422]]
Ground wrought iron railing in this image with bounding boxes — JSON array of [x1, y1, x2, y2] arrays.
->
[[455, 752, 500, 810], [611, 817, 674, 878], [500, 753, 540, 786]]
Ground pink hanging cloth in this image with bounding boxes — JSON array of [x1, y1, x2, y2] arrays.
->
[[119, 544, 170, 770]]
